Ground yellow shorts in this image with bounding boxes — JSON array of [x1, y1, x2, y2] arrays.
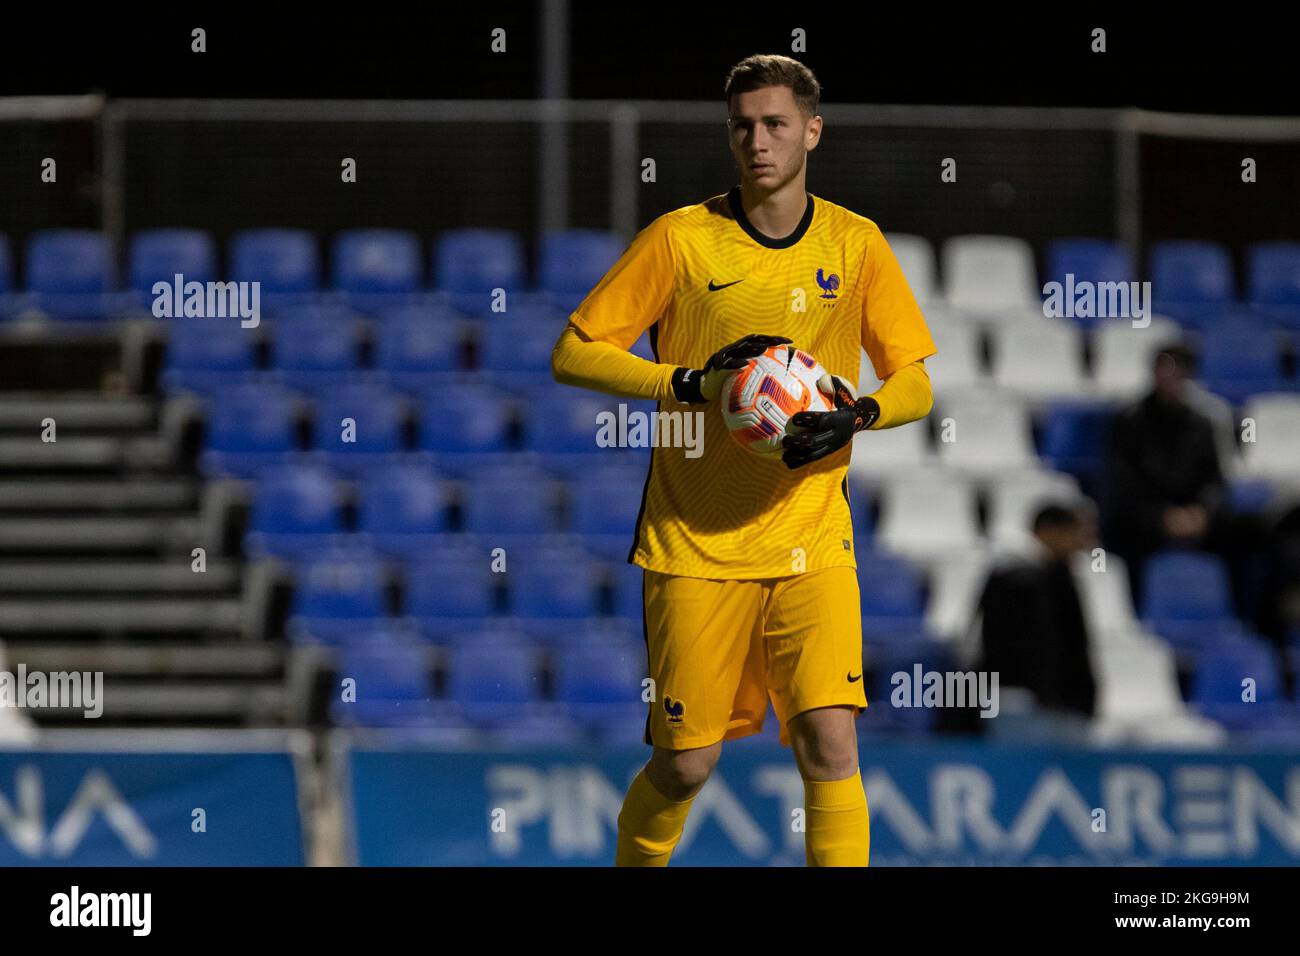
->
[[640, 565, 867, 750]]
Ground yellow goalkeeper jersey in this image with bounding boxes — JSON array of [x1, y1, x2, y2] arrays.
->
[[568, 186, 936, 579]]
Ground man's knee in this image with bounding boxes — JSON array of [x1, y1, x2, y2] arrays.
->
[[789, 707, 859, 780], [645, 742, 722, 801]]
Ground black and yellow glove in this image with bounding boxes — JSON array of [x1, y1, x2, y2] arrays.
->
[[781, 373, 880, 469], [671, 333, 793, 404]]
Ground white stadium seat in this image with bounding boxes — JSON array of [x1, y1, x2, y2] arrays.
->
[[1070, 549, 1141, 640], [1088, 316, 1182, 400], [986, 469, 1082, 549], [848, 420, 935, 484], [876, 470, 981, 561], [1238, 393, 1300, 486], [989, 319, 1087, 402], [934, 390, 1038, 475], [924, 546, 993, 643], [941, 235, 1041, 315]]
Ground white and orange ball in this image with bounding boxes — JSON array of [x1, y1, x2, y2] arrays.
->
[[720, 344, 834, 458]]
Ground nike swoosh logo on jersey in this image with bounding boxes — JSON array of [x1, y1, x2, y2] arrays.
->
[[847, 672, 863, 683], [707, 279, 744, 291]]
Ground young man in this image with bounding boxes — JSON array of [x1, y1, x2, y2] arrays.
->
[[551, 54, 936, 866]]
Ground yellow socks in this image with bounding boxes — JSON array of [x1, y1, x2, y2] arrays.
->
[[804, 771, 871, 866], [615, 768, 696, 867]]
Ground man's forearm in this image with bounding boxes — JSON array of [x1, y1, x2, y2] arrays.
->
[[865, 360, 933, 429], [551, 323, 679, 403]]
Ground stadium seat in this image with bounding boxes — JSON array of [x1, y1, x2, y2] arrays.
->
[[915, 321, 982, 396], [229, 229, 321, 308], [941, 235, 1040, 316], [570, 463, 647, 559], [373, 307, 468, 392], [25, 229, 114, 320], [856, 550, 928, 638], [461, 465, 559, 536], [160, 317, 260, 396], [244, 464, 349, 561], [1070, 550, 1141, 641], [416, 382, 513, 458], [504, 546, 603, 620], [128, 229, 219, 300], [876, 471, 981, 560], [1092, 632, 1190, 724], [433, 229, 525, 314], [446, 639, 543, 725], [331, 229, 422, 309], [308, 384, 409, 475], [1140, 550, 1241, 650], [867, 641, 954, 733], [923, 547, 992, 642], [1190, 635, 1292, 731], [287, 548, 391, 641], [267, 316, 363, 392], [984, 468, 1082, 549], [846, 419, 935, 484], [331, 642, 441, 727], [1045, 239, 1134, 302], [1196, 324, 1286, 405], [989, 319, 1087, 401], [198, 383, 301, 479], [1150, 240, 1235, 323], [611, 560, 644, 623], [1039, 402, 1115, 487], [1237, 394, 1300, 484], [356, 463, 453, 558], [479, 307, 569, 376], [554, 640, 646, 724], [1247, 241, 1300, 328], [403, 552, 498, 638], [933, 390, 1038, 475], [884, 233, 941, 306], [539, 229, 623, 311], [1088, 316, 1182, 399]]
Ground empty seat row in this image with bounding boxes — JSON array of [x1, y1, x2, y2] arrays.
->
[[0, 227, 624, 320]]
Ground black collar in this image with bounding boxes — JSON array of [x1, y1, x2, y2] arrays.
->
[[727, 185, 815, 249]]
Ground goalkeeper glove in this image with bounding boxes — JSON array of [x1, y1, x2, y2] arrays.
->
[[671, 333, 793, 404], [781, 373, 880, 470]]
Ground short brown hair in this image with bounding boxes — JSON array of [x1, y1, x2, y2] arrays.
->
[[724, 54, 821, 118]]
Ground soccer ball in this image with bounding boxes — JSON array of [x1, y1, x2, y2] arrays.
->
[[720, 344, 834, 458]]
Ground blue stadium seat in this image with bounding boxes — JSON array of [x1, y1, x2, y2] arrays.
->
[[462, 465, 558, 536], [867, 641, 955, 734], [416, 383, 513, 456], [539, 229, 623, 311], [25, 229, 114, 320], [330, 642, 442, 727], [523, 391, 656, 478], [1190, 636, 1296, 733], [505, 548, 602, 619], [403, 553, 497, 639], [857, 551, 927, 640], [128, 229, 218, 299], [433, 229, 525, 314], [447, 639, 543, 725], [198, 383, 301, 479], [570, 464, 647, 558], [554, 640, 646, 724], [1140, 550, 1241, 650], [1040, 401, 1115, 485], [1150, 240, 1235, 324], [611, 560, 643, 623], [1045, 239, 1134, 326], [1196, 324, 1287, 404], [485, 716, 590, 748], [160, 317, 260, 396], [288, 548, 390, 642], [1247, 241, 1300, 328], [266, 316, 362, 392], [356, 463, 453, 557], [478, 308, 568, 376], [331, 229, 422, 310], [229, 229, 320, 309], [308, 384, 409, 475], [244, 464, 349, 561], [373, 308, 466, 392]]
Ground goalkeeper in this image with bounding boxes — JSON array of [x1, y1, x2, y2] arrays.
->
[[551, 53, 936, 867]]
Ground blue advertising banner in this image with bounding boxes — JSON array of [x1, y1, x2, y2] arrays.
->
[[342, 736, 1300, 866], [0, 732, 308, 866]]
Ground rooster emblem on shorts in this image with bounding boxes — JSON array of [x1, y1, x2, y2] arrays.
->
[[816, 268, 841, 299], [663, 696, 686, 723]]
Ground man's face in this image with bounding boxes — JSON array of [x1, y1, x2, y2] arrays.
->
[[727, 85, 821, 193]]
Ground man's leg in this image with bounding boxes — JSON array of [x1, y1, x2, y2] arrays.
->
[[616, 742, 722, 866], [787, 705, 870, 866]]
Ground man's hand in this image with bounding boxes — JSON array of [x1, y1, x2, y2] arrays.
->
[[671, 333, 793, 404], [781, 373, 880, 469]]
